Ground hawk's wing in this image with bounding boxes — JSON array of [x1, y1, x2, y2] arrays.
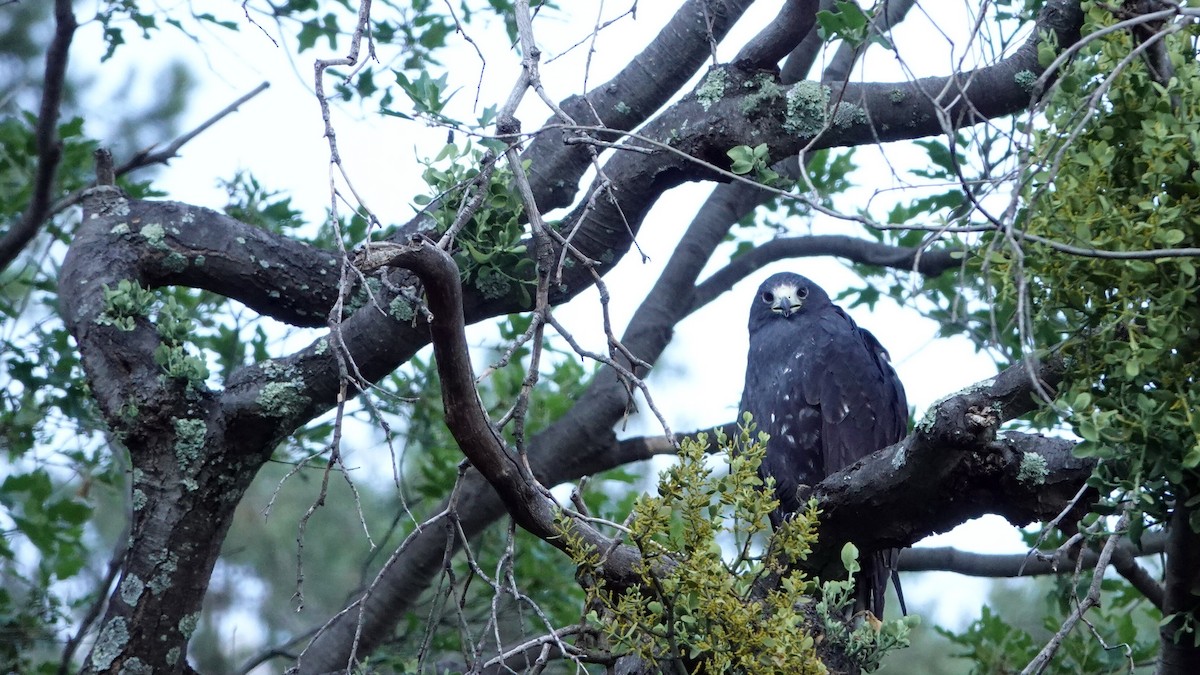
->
[[816, 308, 908, 474]]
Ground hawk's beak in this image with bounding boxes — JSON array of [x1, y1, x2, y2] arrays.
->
[[773, 293, 801, 317]]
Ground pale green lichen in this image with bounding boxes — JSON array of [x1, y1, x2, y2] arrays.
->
[[119, 575, 144, 606], [890, 446, 906, 470], [166, 647, 181, 666], [1014, 69, 1037, 93], [344, 277, 382, 313], [90, 617, 129, 670], [257, 380, 309, 418], [740, 73, 783, 116], [235, 236, 247, 244], [314, 338, 329, 355], [389, 296, 415, 321], [261, 360, 298, 379], [121, 657, 151, 674], [832, 102, 868, 128], [614, 101, 631, 115], [1017, 452, 1048, 485], [97, 279, 156, 331], [132, 489, 147, 511], [179, 612, 200, 639], [258, 259, 270, 269], [110, 223, 131, 235], [888, 88, 906, 104], [784, 81, 830, 137], [147, 551, 178, 596], [96, 195, 131, 218], [473, 268, 511, 300], [173, 417, 206, 467], [163, 251, 188, 273], [140, 223, 166, 247], [697, 69, 728, 111], [193, 255, 205, 266]]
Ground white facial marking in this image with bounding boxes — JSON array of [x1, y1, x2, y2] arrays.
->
[[773, 282, 798, 299]]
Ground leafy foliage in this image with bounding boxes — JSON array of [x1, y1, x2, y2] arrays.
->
[[411, 142, 537, 304], [993, 6, 1200, 538], [938, 568, 1160, 674], [816, 543, 918, 672], [569, 423, 828, 673]]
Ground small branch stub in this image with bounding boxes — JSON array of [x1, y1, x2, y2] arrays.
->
[[94, 148, 115, 186]]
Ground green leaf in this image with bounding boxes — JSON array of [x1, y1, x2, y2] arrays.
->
[[1183, 443, 1200, 470], [840, 542, 860, 574]]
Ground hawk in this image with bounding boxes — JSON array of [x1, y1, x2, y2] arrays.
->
[[739, 272, 907, 617]]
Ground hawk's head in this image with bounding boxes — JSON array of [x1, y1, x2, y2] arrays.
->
[[747, 272, 831, 332]]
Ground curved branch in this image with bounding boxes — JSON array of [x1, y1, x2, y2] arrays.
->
[[692, 235, 962, 311]]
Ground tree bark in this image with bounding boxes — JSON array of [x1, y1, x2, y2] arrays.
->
[[1158, 503, 1200, 674]]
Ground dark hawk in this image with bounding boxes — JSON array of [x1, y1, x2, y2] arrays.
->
[[739, 272, 907, 617]]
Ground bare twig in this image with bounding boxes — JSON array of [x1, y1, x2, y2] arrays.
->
[[1020, 514, 1130, 675], [48, 82, 271, 216]]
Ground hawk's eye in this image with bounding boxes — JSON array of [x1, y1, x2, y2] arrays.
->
[[796, 287, 809, 299], [761, 291, 775, 304]]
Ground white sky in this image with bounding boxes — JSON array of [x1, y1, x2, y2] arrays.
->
[[77, 0, 1040, 632]]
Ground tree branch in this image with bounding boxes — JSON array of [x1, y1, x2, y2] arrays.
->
[[800, 356, 1087, 577], [0, 0, 76, 272], [521, 0, 757, 212], [899, 531, 1165, 584], [48, 83, 273, 217], [734, 0, 819, 69], [692, 235, 962, 311]]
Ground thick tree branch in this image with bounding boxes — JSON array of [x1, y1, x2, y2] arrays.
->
[[801, 356, 1086, 577], [60, 187, 337, 674], [734, 0, 819, 69], [0, 0, 76, 271], [536, 0, 1084, 307]]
